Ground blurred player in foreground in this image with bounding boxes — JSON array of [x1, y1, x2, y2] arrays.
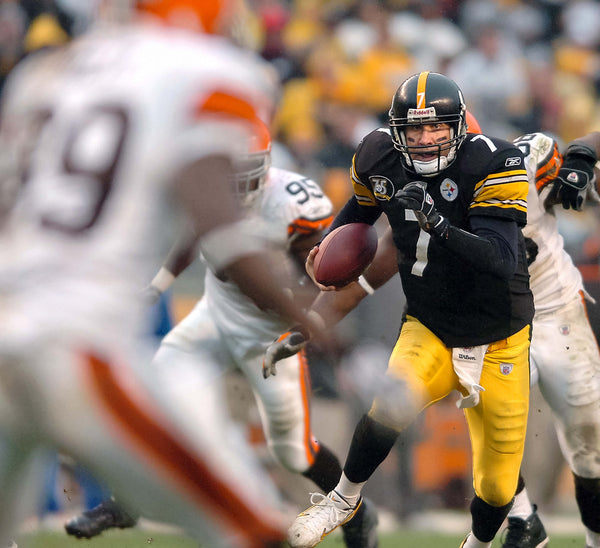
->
[[0, 1, 327, 546], [65, 120, 379, 547], [263, 73, 535, 548]]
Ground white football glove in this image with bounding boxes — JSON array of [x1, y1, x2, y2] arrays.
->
[[262, 330, 308, 379]]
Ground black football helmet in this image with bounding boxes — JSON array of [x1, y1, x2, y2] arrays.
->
[[389, 71, 467, 176]]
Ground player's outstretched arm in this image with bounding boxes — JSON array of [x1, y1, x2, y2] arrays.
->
[[263, 228, 398, 378], [307, 227, 397, 323], [172, 154, 332, 350], [142, 230, 200, 304]]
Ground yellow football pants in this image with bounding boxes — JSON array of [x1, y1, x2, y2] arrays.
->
[[369, 316, 531, 507]]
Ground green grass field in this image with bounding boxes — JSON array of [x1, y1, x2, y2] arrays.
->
[[16, 528, 586, 547]]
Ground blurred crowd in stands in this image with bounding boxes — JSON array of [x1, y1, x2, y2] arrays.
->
[[3, 1, 600, 204]]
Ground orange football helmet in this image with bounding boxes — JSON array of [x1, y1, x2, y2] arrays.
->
[[465, 110, 482, 134], [135, 0, 233, 33]]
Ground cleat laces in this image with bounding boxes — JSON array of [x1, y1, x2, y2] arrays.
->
[[289, 491, 359, 547]]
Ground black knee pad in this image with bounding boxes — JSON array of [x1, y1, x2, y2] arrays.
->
[[574, 473, 600, 532]]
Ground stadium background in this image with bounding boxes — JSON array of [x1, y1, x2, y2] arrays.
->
[[1, 0, 598, 544]]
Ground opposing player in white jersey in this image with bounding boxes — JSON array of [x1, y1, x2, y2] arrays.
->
[[500, 131, 600, 548], [66, 121, 380, 547], [0, 1, 328, 546]]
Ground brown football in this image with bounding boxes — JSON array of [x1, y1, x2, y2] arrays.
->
[[313, 223, 378, 287]]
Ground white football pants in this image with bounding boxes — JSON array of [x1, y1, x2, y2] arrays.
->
[[0, 337, 287, 547], [154, 297, 319, 474], [530, 294, 600, 478]]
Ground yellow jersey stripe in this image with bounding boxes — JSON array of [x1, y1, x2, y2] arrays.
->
[[351, 157, 378, 206], [470, 199, 528, 213], [471, 167, 528, 215], [473, 169, 528, 192]]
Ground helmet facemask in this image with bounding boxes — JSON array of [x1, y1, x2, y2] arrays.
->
[[390, 120, 465, 176], [231, 148, 271, 208], [229, 118, 272, 208]]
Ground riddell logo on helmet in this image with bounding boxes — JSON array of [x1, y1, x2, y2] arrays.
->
[[408, 107, 436, 119]]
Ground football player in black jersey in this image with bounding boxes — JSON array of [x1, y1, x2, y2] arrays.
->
[[263, 72, 534, 548]]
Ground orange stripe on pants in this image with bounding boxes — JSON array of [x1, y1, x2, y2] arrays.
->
[[84, 353, 284, 547]]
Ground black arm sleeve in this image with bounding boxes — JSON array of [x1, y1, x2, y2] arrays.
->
[[326, 196, 382, 235], [439, 216, 518, 280]]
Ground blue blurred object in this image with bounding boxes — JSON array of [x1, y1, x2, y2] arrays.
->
[[152, 291, 174, 338], [40, 458, 110, 515]]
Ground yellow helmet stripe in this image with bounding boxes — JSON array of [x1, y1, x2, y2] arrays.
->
[[416, 71, 430, 109]]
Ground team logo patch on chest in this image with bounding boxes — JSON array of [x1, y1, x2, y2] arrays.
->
[[440, 178, 458, 201], [370, 176, 395, 201]]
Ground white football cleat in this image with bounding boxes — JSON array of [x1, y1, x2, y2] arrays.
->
[[288, 491, 362, 548]]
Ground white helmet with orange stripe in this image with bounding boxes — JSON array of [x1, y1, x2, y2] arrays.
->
[[136, 0, 234, 33], [97, 0, 235, 34], [231, 118, 272, 208]]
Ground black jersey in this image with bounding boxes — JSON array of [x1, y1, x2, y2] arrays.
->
[[349, 128, 534, 347]]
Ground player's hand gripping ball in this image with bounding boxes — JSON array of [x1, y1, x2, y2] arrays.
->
[[313, 223, 378, 287]]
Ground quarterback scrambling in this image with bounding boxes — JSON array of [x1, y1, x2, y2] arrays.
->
[[265, 72, 534, 548], [266, 118, 600, 548]]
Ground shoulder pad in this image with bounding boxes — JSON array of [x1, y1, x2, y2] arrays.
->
[[354, 128, 395, 174], [260, 167, 333, 232], [459, 134, 525, 176], [512, 133, 561, 190]]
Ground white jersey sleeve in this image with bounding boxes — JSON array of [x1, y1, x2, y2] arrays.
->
[[258, 167, 334, 246], [203, 168, 333, 358], [514, 132, 586, 314]]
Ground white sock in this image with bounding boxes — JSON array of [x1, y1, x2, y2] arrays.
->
[[462, 532, 492, 548], [333, 472, 365, 507], [509, 488, 534, 520], [585, 527, 600, 547]]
